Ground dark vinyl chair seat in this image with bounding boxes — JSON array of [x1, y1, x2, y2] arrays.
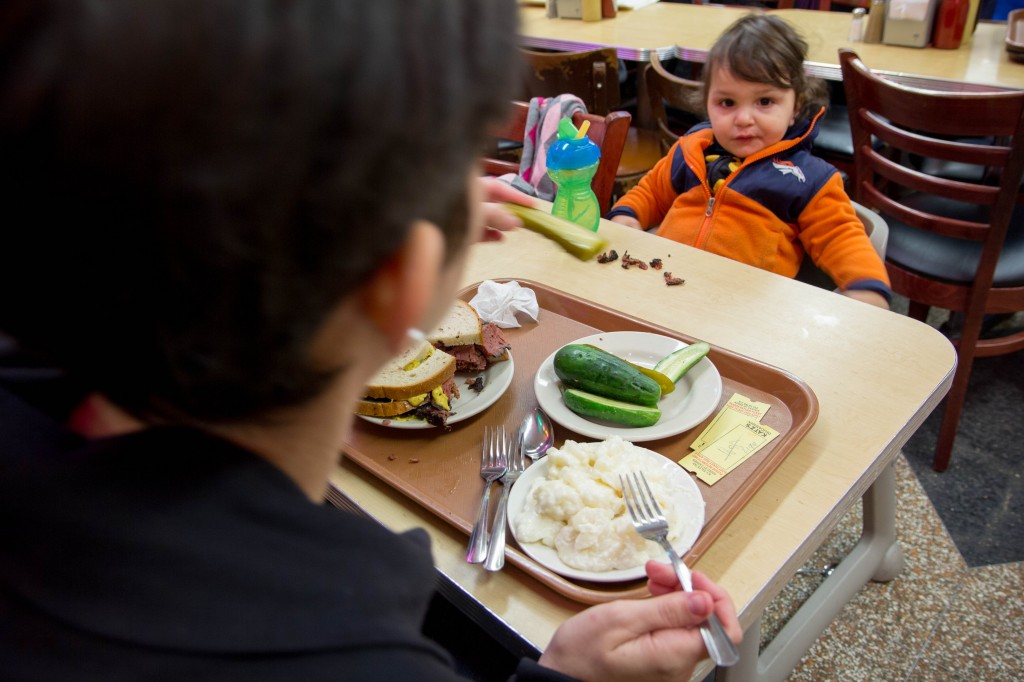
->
[[885, 195, 1024, 287], [913, 138, 993, 183], [814, 104, 855, 158]]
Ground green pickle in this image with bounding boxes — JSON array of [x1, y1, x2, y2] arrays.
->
[[501, 203, 607, 261], [654, 342, 711, 383], [562, 389, 662, 427]]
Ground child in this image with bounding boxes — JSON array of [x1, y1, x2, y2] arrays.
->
[[0, 1, 740, 679], [610, 14, 891, 309]]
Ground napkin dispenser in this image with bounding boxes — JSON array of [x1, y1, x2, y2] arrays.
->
[[554, 0, 584, 19], [883, 0, 940, 47], [551, 0, 617, 19]]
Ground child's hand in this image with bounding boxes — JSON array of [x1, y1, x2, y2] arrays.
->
[[610, 215, 644, 230], [842, 289, 890, 309]]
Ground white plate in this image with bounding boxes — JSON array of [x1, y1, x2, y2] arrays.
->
[[508, 446, 704, 583], [357, 353, 514, 429], [533, 332, 723, 442]]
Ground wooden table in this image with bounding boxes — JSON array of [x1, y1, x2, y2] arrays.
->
[[520, 4, 1024, 91], [329, 217, 955, 681]]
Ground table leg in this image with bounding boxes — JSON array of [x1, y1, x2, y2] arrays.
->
[[715, 461, 904, 682]]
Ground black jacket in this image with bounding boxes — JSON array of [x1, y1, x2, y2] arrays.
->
[[0, 387, 572, 681]]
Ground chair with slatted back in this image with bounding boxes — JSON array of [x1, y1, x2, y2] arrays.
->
[[517, 47, 663, 203], [482, 100, 630, 216], [840, 49, 1024, 472], [518, 47, 620, 116], [642, 54, 703, 155]]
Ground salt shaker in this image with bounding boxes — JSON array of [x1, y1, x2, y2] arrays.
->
[[848, 8, 866, 42]]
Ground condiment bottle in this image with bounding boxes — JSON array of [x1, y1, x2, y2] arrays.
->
[[548, 118, 602, 232], [932, 0, 970, 49], [863, 0, 886, 44], [849, 8, 867, 42], [582, 0, 601, 22]]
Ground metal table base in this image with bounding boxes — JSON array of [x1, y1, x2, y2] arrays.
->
[[717, 461, 904, 682]]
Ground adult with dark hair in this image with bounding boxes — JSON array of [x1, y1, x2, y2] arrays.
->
[[0, 1, 740, 680]]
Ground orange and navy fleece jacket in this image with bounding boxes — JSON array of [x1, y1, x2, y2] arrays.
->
[[608, 110, 891, 300]]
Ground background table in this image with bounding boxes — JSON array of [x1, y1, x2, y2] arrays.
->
[[520, 3, 741, 61], [330, 217, 956, 680], [774, 9, 1024, 92], [520, 4, 1024, 91]]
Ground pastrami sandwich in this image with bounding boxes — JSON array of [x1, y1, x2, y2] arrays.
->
[[426, 299, 511, 372], [355, 339, 460, 426]]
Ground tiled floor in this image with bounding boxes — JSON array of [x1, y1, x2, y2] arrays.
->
[[764, 455, 1024, 681]]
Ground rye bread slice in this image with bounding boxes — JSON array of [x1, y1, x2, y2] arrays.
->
[[361, 339, 456, 401], [427, 299, 482, 347]]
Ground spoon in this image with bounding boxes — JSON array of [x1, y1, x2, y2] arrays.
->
[[521, 407, 555, 460]]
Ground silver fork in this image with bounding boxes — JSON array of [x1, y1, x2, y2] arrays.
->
[[484, 424, 526, 572], [466, 426, 508, 564], [620, 471, 740, 668]]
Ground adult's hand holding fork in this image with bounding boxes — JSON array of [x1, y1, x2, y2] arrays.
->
[[537, 566, 741, 682]]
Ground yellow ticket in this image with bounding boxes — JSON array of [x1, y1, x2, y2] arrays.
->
[[690, 392, 771, 452], [680, 419, 780, 485]]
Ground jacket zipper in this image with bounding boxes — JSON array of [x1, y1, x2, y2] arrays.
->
[[689, 117, 820, 249]]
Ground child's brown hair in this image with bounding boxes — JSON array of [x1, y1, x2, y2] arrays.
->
[[698, 13, 829, 124]]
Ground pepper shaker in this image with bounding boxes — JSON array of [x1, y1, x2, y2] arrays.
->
[[863, 0, 887, 44]]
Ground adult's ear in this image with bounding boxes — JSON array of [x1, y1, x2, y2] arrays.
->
[[363, 220, 446, 355]]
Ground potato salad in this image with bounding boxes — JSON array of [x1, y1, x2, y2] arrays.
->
[[514, 437, 701, 572]]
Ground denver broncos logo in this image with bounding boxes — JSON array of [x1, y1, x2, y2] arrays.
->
[[772, 160, 806, 183]]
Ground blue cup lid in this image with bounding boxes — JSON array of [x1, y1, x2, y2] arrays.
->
[[547, 136, 601, 171]]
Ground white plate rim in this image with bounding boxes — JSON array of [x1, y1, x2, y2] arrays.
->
[[357, 352, 514, 429], [533, 332, 723, 442], [508, 446, 705, 583]]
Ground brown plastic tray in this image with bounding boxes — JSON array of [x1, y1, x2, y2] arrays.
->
[[339, 280, 818, 604]]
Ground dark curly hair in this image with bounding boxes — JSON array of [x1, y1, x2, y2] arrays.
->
[[698, 13, 829, 124], [0, 0, 519, 422]]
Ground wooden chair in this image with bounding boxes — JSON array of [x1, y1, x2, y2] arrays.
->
[[482, 100, 630, 216], [840, 49, 1024, 472], [643, 54, 703, 155], [517, 47, 664, 202], [518, 47, 620, 116]]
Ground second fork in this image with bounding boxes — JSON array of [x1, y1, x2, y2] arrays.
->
[[484, 421, 527, 572], [466, 426, 507, 564]]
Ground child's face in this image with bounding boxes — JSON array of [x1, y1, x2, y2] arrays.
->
[[706, 67, 797, 159]]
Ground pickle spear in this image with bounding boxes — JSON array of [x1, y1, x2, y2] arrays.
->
[[502, 203, 608, 261]]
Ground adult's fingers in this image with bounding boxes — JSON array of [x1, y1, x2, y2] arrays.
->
[[480, 177, 536, 207], [692, 570, 743, 643], [646, 559, 681, 595], [615, 590, 714, 637], [481, 202, 523, 232], [646, 565, 743, 645]]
